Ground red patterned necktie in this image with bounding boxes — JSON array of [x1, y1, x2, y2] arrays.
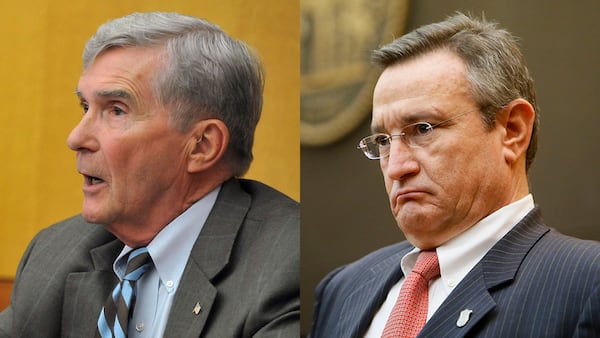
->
[[381, 250, 440, 338]]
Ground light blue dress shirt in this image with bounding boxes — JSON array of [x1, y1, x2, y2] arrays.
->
[[111, 186, 220, 337]]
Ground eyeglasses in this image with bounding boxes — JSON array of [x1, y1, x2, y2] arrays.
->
[[357, 111, 473, 160]]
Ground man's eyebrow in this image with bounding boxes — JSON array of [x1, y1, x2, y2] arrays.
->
[[371, 123, 385, 134], [74, 89, 132, 100], [97, 89, 132, 100], [371, 110, 442, 133]]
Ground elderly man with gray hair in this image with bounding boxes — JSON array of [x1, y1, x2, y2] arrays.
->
[[0, 12, 299, 338]]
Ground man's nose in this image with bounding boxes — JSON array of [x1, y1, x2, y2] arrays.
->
[[66, 112, 99, 152], [383, 139, 420, 180]]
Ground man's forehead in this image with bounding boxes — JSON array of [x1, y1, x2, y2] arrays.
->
[[370, 93, 475, 133], [373, 51, 469, 101], [372, 94, 454, 117], [371, 53, 473, 132]]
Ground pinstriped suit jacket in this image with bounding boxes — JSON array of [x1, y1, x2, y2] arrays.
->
[[0, 179, 299, 338], [310, 208, 600, 337]]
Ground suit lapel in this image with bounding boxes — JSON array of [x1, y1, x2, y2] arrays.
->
[[162, 263, 218, 338], [61, 237, 123, 337], [419, 208, 549, 337], [341, 245, 411, 338], [419, 264, 496, 337], [164, 179, 250, 338]]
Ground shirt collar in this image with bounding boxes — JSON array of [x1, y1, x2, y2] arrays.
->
[[114, 185, 221, 291], [401, 194, 535, 290]]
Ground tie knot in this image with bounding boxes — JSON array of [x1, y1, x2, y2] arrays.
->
[[413, 250, 440, 281], [124, 247, 153, 281]]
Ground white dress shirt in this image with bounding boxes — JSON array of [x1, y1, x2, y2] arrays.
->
[[111, 186, 220, 338], [364, 194, 534, 337]]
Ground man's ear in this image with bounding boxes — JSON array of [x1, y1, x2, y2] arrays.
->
[[187, 119, 229, 173], [497, 98, 535, 166]]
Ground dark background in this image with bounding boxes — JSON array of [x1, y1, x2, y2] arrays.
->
[[300, 0, 600, 334]]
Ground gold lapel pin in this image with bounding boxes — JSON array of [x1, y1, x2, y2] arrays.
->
[[193, 302, 202, 316]]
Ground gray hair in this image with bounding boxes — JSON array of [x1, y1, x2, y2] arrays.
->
[[83, 12, 264, 177], [372, 12, 539, 171]]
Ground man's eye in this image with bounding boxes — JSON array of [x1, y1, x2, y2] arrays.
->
[[81, 103, 89, 114], [113, 107, 126, 116], [374, 134, 390, 146], [413, 122, 433, 136]]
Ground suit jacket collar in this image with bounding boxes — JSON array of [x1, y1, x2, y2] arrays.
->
[[419, 207, 549, 337], [164, 178, 251, 338], [89, 236, 124, 272], [340, 243, 413, 338], [62, 229, 122, 337], [63, 178, 250, 338]]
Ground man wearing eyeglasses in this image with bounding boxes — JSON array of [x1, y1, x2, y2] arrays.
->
[[310, 12, 600, 338]]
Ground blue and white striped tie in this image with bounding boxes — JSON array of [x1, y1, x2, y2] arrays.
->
[[96, 247, 153, 338]]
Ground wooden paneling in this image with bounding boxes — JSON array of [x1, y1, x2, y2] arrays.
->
[[0, 279, 12, 311]]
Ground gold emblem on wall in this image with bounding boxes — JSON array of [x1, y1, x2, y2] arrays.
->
[[301, 0, 409, 146]]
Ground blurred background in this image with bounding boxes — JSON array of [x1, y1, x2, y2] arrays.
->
[[0, 0, 299, 306], [301, 0, 600, 335]]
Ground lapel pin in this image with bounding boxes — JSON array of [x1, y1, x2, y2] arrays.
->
[[193, 302, 202, 316], [456, 309, 473, 327]]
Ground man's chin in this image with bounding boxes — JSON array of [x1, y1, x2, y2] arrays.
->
[[395, 209, 440, 238], [81, 207, 108, 225], [393, 201, 429, 221]]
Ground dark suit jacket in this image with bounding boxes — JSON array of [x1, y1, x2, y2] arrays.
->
[[310, 208, 600, 337], [0, 178, 299, 338]]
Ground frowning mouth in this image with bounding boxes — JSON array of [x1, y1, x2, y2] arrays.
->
[[396, 189, 423, 197], [393, 190, 427, 205]]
